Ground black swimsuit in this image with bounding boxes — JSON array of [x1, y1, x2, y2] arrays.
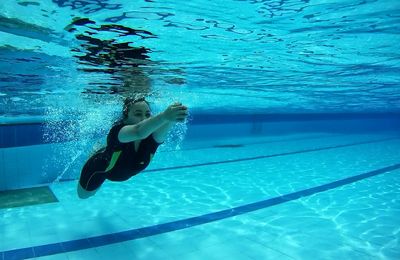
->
[[79, 122, 161, 191]]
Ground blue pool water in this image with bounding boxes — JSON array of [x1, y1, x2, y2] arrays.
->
[[1, 0, 400, 259]]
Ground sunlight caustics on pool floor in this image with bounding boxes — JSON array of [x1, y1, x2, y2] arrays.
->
[[1, 132, 399, 259]]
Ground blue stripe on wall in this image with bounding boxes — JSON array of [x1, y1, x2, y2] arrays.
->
[[193, 112, 400, 124], [2, 163, 399, 259], [1, 113, 399, 148]]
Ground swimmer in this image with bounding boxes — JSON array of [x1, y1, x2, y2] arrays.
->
[[77, 97, 188, 199]]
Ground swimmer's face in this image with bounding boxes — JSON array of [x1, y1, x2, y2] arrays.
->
[[126, 101, 151, 124]]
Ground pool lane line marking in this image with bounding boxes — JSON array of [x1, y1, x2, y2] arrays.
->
[[144, 137, 399, 172], [3, 162, 400, 259]]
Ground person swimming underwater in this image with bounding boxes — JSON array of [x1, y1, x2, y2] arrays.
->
[[77, 97, 188, 199]]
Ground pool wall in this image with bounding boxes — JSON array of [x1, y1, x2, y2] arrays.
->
[[0, 113, 399, 191]]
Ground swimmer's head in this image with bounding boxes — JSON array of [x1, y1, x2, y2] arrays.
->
[[122, 97, 151, 124]]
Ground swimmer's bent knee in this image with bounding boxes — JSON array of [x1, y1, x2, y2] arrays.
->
[[77, 182, 98, 199], [79, 170, 107, 192]]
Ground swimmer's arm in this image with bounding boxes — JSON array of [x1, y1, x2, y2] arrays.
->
[[118, 113, 168, 143], [118, 103, 187, 143], [152, 122, 175, 143], [147, 102, 188, 143]]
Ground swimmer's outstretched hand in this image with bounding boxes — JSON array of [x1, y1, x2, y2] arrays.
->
[[162, 102, 188, 123]]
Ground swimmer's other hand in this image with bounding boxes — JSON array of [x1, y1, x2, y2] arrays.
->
[[162, 102, 189, 122]]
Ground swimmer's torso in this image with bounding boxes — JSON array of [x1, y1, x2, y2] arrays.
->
[[92, 122, 161, 181]]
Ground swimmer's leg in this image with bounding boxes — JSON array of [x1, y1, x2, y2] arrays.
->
[[77, 182, 99, 199], [77, 170, 107, 199], [77, 150, 110, 199]]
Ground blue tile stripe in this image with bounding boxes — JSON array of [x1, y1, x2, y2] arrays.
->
[[2, 113, 400, 148], [2, 163, 400, 259], [3, 248, 33, 260]]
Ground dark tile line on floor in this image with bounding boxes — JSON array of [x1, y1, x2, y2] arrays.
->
[[144, 137, 399, 173], [2, 161, 400, 259]]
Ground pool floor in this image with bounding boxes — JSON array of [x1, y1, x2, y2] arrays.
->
[[1, 132, 399, 260]]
